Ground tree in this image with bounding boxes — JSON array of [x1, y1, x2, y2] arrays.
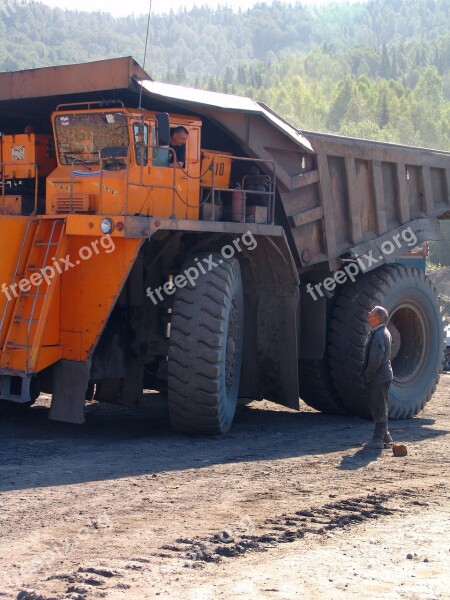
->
[[326, 77, 355, 131], [378, 89, 390, 128], [380, 42, 391, 78]]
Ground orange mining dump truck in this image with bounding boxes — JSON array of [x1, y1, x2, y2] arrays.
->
[[0, 57, 449, 433]]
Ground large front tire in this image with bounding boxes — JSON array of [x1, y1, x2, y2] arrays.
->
[[168, 253, 244, 434], [328, 265, 444, 419]]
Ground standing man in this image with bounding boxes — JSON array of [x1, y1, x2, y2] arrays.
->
[[169, 126, 189, 168], [361, 306, 394, 449]]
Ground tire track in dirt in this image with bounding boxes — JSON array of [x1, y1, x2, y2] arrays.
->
[[14, 489, 436, 600], [160, 489, 431, 567]]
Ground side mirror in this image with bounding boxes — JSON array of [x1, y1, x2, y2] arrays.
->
[[155, 113, 170, 147]]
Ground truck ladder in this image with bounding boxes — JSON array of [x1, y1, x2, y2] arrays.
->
[[0, 218, 38, 332], [0, 219, 67, 399]]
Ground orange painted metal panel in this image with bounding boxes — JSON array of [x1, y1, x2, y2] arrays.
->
[[46, 166, 128, 215], [1, 196, 21, 215], [59, 235, 143, 361], [0, 214, 140, 373], [200, 150, 233, 189], [2, 134, 56, 179], [65, 215, 126, 237], [127, 164, 199, 219], [5, 346, 62, 374], [0, 218, 68, 373]]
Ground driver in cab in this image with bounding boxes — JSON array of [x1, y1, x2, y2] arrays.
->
[[169, 126, 189, 168]]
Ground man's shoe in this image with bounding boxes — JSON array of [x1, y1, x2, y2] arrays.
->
[[365, 437, 384, 450], [384, 432, 393, 443]]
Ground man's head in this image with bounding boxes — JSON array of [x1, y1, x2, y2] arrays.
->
[[170, 126, 189, 146], [367, 305, 389, 328]]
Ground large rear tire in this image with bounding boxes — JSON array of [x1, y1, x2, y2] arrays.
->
[[168, 253, 244, 434], [328, 265, 444, 419]]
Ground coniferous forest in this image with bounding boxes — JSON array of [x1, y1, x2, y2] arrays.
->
[[0, 0, 449, 150]]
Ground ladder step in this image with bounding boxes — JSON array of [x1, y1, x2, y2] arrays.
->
[[6, 343, 29, 349], [5, 343, 59, 350], [28, 261, 61, 270], [20, 292, 46, 297], [34, 242, 60, 246], [26, 265, 54, 272], [14, 317, 39, 323]]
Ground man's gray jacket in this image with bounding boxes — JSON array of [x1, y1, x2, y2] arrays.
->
[[361, 324, 393, 385]]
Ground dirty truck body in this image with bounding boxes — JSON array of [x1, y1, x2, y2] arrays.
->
[[0, 57, 448, 433]]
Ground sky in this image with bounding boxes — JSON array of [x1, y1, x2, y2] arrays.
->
[[38, 0, 341, 18]]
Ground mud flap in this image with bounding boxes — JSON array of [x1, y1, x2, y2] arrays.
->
[[49, 358, 91, 424], [258, 293, 299, 410]]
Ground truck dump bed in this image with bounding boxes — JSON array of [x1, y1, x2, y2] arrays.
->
[[281, 131, 450, 269]]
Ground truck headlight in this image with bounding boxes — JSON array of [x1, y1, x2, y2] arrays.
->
[[100, 218, 114, 235]]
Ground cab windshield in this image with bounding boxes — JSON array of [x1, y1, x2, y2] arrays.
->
[[54, 112, 129, 165]]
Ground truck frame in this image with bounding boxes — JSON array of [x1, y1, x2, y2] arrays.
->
[[0, 57, 448, 432]]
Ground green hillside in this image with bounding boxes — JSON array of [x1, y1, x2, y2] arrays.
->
[[1, 0, 449, 149]]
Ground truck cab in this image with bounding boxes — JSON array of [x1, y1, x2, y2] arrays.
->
[[47, 103, 202, 220]]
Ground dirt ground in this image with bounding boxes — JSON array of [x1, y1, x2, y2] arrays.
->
[[0, 375, 449, 600]]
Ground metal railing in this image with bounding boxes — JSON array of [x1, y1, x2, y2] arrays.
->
[[202, 153, 276, 225], [62, 145, 277, 224]]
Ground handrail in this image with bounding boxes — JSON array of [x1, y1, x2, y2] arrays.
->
[[205, 153, 276, 224], [56, 100, 125, 111], [59, 144, 276, 223], [128, 146, 276, 222]]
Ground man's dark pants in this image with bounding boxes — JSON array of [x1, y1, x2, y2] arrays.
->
[[367, 381, 390, 421], [367, 381, 390, 439]]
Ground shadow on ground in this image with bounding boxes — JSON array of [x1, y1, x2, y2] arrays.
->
[[0, 392, 447, 492]]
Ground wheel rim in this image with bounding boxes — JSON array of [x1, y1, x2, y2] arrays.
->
[[389, 301, 428, 386]]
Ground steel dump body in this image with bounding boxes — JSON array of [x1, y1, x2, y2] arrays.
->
[[0, 57, 448, 429], [281, 131, 449, 269]]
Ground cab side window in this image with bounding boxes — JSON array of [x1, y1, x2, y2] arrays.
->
[[151, 126, 170, 167], [133, 122, 149, 166]]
